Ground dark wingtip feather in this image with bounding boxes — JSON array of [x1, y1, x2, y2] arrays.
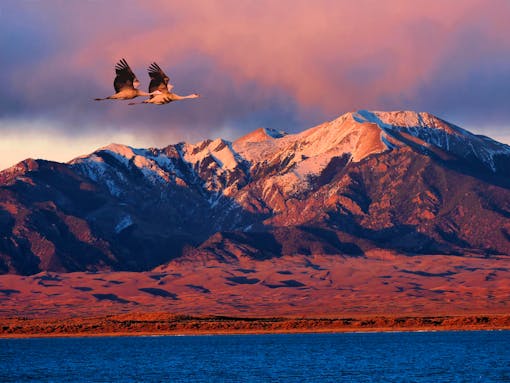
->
[[148, 62, 162, 73], [115, 58, 130, 71]]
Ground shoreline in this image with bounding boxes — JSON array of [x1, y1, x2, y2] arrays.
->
[[2, 327, 510, 340], [2, 314, 510, 339]]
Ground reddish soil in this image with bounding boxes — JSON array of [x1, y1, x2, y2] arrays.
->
[[1, 251, 509, 328]]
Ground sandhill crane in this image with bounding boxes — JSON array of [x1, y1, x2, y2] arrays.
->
[[94, 59, 158, 101], [129, 62, 200, 105]]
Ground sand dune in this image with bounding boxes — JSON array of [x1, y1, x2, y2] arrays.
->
[[1, 252, 509, 320]]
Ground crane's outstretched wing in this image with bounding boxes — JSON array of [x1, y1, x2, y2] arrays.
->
[[148, 62, 173, 94], [114, 59, 138, 92]]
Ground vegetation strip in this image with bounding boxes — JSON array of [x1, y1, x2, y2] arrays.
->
[[2, 314, 510, 337]]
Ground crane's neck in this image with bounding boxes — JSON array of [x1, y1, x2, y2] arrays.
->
[[136, 90, 161, 97], [171, 93, 200, 100]]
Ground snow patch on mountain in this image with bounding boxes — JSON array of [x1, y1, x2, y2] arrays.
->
[[182, 138, 243, 171]]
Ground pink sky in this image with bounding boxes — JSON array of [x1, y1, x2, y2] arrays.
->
[[1, 0, 510, 169]]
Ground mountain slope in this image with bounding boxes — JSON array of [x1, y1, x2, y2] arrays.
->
[[1, 110, 510, 275]]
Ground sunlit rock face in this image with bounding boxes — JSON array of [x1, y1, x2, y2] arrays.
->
[[2, 110, 510, 275]]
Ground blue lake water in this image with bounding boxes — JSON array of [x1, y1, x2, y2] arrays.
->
[[1, 331, 510, 382]]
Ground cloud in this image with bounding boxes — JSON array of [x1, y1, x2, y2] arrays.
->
[[1, 0, 510, 168]]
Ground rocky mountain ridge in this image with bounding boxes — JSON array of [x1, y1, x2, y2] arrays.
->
[[1, 110, 510, 275]]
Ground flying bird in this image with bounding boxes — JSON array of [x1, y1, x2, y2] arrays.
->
[[129, 62, 200, 105], [94, 59, 158, 101]]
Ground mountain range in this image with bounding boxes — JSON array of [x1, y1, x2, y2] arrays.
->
[[2, 110, 510, 276]]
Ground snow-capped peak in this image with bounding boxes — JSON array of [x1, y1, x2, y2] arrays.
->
[[350, 110, 510, 172], [71, 143, 148, 166], [353, 110, 461, 135], [69, 142, 176, 194], [100, 143, 138, 157]]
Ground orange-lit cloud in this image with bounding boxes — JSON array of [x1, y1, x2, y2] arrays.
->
[[64, 0, 510, 111]]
